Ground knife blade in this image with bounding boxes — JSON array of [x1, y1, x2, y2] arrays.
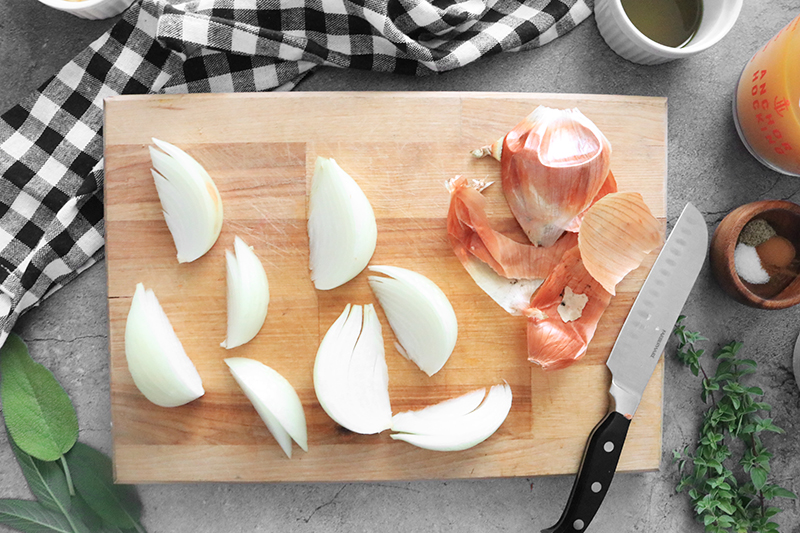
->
[[542, 202, 708, 533]]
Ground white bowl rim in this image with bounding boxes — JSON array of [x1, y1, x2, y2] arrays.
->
[[37, 0, 131, 11], [608, 0, 744, 58]]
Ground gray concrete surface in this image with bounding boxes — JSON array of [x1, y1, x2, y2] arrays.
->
[[2, 1, 800, 532]]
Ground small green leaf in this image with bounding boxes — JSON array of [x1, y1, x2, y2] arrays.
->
[[750, 468, 768, 491], [0, 499, 76, 533], [65, 443, 143, 530], [0, 334, 78, 461], [768, 487, 796, 499]]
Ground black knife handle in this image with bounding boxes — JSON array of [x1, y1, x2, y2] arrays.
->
[[541, 411, 631, 533]]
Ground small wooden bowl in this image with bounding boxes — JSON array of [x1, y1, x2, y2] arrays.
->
[[710, 200, 800, 309]]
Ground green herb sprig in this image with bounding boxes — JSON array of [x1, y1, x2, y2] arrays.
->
[[0, 333, 146, 533], [672, 317, 796, 533]]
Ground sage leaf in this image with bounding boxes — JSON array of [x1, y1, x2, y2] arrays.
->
[[69, 492, 103, 533], [65, 443, 143, 530], [0, 499, 77, 533], [0, 334, 78, 461], [9, 435, 71, 515]]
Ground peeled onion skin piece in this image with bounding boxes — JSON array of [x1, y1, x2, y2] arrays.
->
[[525, 247, 612, 371], [500, 107, 612, 247], [390, 383, 513, 452], [225, 357, 308, 459], [578, 192, 662, 295], [124, 283, 204, 407], [446, 176, 579, 280]]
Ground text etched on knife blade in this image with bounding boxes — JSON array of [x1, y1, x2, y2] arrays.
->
[[650, 329, 666, 359]]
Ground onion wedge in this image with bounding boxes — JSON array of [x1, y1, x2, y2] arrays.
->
[[390, 383, 512, 452], [313, 304, 392, 434], [578, 192, 662, 295], [221, 236, 270, 349], [225, 358, 308, 458], [149, 138, 223, 263], [124, 283, 204, 407], [368, 265, 458, 376], [307, 157, 377, 290]]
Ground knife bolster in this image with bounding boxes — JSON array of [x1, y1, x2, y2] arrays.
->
[[608, 379, 640, 419]]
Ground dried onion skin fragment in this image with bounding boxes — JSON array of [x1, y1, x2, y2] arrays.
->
[[578, 192, 662, 295]]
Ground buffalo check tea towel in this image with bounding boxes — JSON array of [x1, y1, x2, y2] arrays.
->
[[0, 0, 592, 346]]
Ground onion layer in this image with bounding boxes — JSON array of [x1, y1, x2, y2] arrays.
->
[[149, 138, 223, 263], [578, 192, 661, 295], [307, 157, 377, 290], [221, 236, 270, 349], [368, 265, 458, 377], [313, 304, 392, 434], [225, 357, 308, 458], [124, 283, 204, 407], [390, 383, 512, 451]]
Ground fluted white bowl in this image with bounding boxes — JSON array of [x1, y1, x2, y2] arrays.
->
[[37, 0, 135, 19], [595, 0, 743, 65]]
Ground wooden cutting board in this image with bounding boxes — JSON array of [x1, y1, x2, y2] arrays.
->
[[104, 92, 667, 483]]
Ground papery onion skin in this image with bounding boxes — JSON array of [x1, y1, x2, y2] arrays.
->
[[447, 176, 578, 280], [308, 157, 377, 290], [149, 138, 223, 263], [221, 236, 270, 349], [225, 357, 308, 458], [445, 172, 616, 315], [390, 383, 512, 452], [500, 107, 612, 247], [525, 247, 612, 371], [578, 192, 662, 295], [313, 304, 392, 435], [368, 265, 458, 377], [124, 283, 204, 407]]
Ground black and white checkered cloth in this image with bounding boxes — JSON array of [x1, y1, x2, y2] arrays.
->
[[0, 0, 591, 346]]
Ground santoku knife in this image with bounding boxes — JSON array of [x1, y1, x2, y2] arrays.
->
[[542, 202, 708, 533]]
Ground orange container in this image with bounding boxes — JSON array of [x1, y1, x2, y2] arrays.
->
[[733, 15, 800, 176]]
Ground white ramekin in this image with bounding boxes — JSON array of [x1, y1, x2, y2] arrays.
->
[[37, 0, 135, 20], [594, 0, 744, 65]]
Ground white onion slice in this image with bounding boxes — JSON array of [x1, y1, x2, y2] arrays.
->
[[390, 383, 512, 452], [150, 138, 223, 263], [225, 358, 308, 458], [124, 283, 204, 407], [313, 304, 392, 434], [221, 236, 270, 349], [367, 265, 458, 376], [307, 157, 377, 290]]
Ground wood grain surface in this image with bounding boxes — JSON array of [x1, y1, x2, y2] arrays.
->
[[104, 92, 667, 483]]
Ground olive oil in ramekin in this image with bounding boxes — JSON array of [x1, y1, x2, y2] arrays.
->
[[620, 0, 703, 48]]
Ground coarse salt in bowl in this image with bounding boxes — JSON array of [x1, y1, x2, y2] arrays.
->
[[37, 0, 135, 20]]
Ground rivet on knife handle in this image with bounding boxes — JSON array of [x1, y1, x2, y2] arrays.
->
[[541, 412, 630, 533]]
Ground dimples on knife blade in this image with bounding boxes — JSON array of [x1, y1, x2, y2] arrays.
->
[[607, 202, 708, 419]]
